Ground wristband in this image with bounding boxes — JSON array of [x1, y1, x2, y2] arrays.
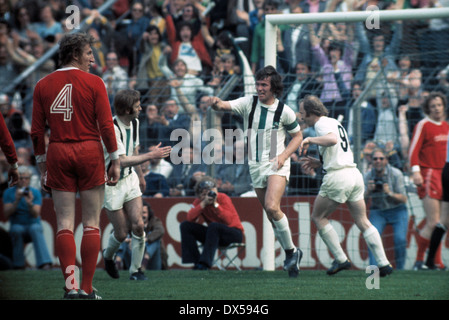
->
[[110, 150, 119, 161], [10, 162, 18, 169]]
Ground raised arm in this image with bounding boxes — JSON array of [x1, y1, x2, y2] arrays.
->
[[208, 96, 233, 112]]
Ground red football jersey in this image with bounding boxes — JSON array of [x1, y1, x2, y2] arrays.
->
[[31, 67, 117, 156], [0, 113, 18, 164], [409, 117, 449, 170]]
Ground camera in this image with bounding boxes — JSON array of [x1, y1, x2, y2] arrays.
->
[[373, 178, 384, 192], [207, 190, 217, 198], [21, 187, 30, 196]]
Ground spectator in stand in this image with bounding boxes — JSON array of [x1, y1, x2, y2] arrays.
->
[[172, 80, 222, 151], [309, 23, 353, 121], [0, 20, 20, 90], [144, 2, 166, 35], [300, 0, 328, 13], [249, 0, 265, 33], [168, 145, 206, 197], [142, 168, 170, 197], [139, 104, 163, 151], [158, 98, 191, 146], [125, 1, 151, 75], [10, 4, 37, 47], [345, 81, 377, 146], [166, 59, 214, 108], [284, 61, 322, 114], [168, 21, 212, 76], [250, 0, 288, 74], [409, 92, 449, 270], [180, 176, 244, 270], [373, 86, 399, 148], [166, 2, 202, 43], [434, 64, 449, 101], [279, 6, 312, 77], [32, 4, 63, 45], [102, 51, 129, 106], [2, 165, 52, 269], [364, 147, 408, 269], [16, 147, 40, 190], [216, 139, 253, 197], [133, 24, 171, 107], [354, 18, 402, 100]]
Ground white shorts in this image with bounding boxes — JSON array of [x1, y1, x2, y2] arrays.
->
[[103, 171, 142, 211], [249, 159, 291, 189], [319, 167, 364, 203]]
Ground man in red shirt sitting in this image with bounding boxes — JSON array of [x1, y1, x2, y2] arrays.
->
[[180, 176, 244, 270]]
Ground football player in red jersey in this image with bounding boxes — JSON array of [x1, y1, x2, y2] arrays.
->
[[31, 32, 120, 299], [408, 92, 449, 270]]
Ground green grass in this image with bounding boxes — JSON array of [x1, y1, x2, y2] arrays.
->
[[1, 269, 448, 301]]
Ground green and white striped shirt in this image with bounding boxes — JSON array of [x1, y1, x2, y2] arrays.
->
[[230, 96, 300, 165]]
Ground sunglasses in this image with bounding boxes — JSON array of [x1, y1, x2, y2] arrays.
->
[[373, 157, 385, 161]]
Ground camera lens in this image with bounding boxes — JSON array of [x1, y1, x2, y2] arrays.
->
[[208, 190, 217, 198]]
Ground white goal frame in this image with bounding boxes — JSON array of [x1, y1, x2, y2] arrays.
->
[[262, 7, 449, 271]]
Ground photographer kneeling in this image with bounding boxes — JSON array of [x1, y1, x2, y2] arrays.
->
[[180, 176, 244, 270], [364, 148, 408, 270]]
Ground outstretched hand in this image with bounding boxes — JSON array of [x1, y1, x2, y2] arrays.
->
[[150, 142, 172, 159]]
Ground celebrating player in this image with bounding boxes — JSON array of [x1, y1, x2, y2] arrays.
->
[[298, 95, 393, 276], [209, 65, 303, 277]]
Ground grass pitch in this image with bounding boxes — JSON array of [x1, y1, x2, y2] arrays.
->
[[0, 268, 448, 301]]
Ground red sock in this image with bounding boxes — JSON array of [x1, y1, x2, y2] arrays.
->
[[416, 233, 430, 262], [80, 227, 100, 294], [56, 229, 78, 291]]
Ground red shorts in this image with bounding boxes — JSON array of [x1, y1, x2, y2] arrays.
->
[[46, 140, 106, 192], [417, 167, 443, 200]]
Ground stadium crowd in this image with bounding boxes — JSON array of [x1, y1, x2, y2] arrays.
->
[[1, 0, 449, 272]]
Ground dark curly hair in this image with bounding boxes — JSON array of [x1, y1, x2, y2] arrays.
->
[[255, 65, 284, 98], [422, 91, 447, 116], [58, 32, 95, 67]]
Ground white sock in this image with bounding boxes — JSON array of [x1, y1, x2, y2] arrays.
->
[[272, 215, 296, 252], [103, 232, 122, 259], [319, 223, 347, 263], [129, 232, 146, 274], [363, 226, 389, 267]]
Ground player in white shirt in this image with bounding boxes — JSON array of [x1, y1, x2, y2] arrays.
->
[[209, 66, 303, 277], [299, 95, 392, 276], [102, 90, 171, 280]]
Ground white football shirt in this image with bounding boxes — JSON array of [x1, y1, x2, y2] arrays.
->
[[314, 116, 356, 172]]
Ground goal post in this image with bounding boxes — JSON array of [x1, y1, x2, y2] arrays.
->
[[261, 7, 449, 271], [265, 7, 449, 68]]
